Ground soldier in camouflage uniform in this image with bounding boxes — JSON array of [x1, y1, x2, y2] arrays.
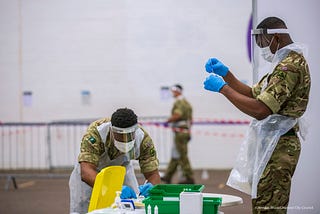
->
[[203, 17, 310, 214], [161, 84, 195, 184], [69, 108, 161, 214]]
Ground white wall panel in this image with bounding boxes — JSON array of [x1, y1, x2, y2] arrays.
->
[[0, 0, 251, 122], [0, 0, 252, 170]]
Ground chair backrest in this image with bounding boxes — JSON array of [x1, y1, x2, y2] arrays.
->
[[88, 166, 126, 212]]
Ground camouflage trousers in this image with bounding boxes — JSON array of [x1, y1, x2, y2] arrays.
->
[[252, 135, 301, 214], [164, 132, 194, 181]]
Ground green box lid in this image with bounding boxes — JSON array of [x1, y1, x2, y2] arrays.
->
[[149, 184, 205, 197]]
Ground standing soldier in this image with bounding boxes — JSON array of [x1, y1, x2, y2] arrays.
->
[[203, 17, 311, 213], [161, 84, 195, 184]]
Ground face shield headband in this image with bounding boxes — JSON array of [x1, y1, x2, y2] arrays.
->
[[251, 28, 289, 35], [111, 124, 138, 142], [171, 86, 182, 93], [251, 28, 289, 48]]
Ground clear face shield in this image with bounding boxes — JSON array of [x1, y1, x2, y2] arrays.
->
[[111, 124, 138, 153], [250, 28, 289, 83]]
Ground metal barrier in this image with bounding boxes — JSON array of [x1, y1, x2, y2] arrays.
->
[[0, 122, 48, 169], [47, 121, 91, 169], [0, 117, 249, 170], [0, 117, 250, 191], [0, 117, 172, 170]]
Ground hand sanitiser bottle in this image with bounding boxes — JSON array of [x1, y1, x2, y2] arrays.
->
[[111, 191, 122, 209]]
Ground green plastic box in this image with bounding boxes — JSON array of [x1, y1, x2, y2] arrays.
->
[[142, 184, 222, 214], [143, 196, 221, 214]]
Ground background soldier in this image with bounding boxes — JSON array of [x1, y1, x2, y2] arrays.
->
[[161, 84, 195, 184]]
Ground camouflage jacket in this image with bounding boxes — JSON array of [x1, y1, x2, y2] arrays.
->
[[252, 50, 311, 118], [171, 96, 193, 128], [78, 118, 159, 173]]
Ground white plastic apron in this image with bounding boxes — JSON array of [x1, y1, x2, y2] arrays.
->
[[69, 123, 144, 214], [226, 114, 297, 198]]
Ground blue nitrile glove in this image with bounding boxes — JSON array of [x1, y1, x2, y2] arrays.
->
[[138, 183, 153, 197], [203, 74, 227, 92], [120, 185, 137, 199], [205, 58, 229, 77]]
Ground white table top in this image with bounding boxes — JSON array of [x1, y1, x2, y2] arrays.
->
[[202, 193, 243, 207]]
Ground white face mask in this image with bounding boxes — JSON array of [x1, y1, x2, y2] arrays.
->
[[260, 36, 279, 63], [260, 45, 274, 62], [114, 140, 135, 153]]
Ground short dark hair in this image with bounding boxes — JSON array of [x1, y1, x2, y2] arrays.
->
[[257, 17, 287, 30], [111, 108, 137, 128]]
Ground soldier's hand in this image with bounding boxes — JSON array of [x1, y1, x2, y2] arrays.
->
[[163, 122, 169, 128], [205, 58, 229, 77], [203, 74, 227, 93], [138, 183, 153, 197], [120, 186, 137, 199]]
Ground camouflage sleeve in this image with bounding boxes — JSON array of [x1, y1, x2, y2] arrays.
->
[[172, 100, 183, 116], [78, 120, 105, 166], [138, 129, 159, 173], [252, 74, 268, 98], [256, 65, 299, 113]]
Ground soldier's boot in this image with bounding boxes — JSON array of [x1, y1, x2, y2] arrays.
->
[[160, 176, 172, 184], [178, 177, 195, 184]]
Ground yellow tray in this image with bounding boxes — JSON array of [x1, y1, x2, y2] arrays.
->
[[88, 166, 126, 212]]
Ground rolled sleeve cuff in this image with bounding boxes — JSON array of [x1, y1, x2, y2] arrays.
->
[[78, 152, 99, 166], [256, 92, 280, 113]]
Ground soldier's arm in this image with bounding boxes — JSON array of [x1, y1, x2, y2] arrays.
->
[[167, 103, 183, 123], [80, 161, 98, 187], [223, 71, 253, 97], [220, 85, 272, 120], [78, 121, 105, 187], [143, 169, 161, 185], [138, 130, 160, 184], [167, 113, 181, 123]]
